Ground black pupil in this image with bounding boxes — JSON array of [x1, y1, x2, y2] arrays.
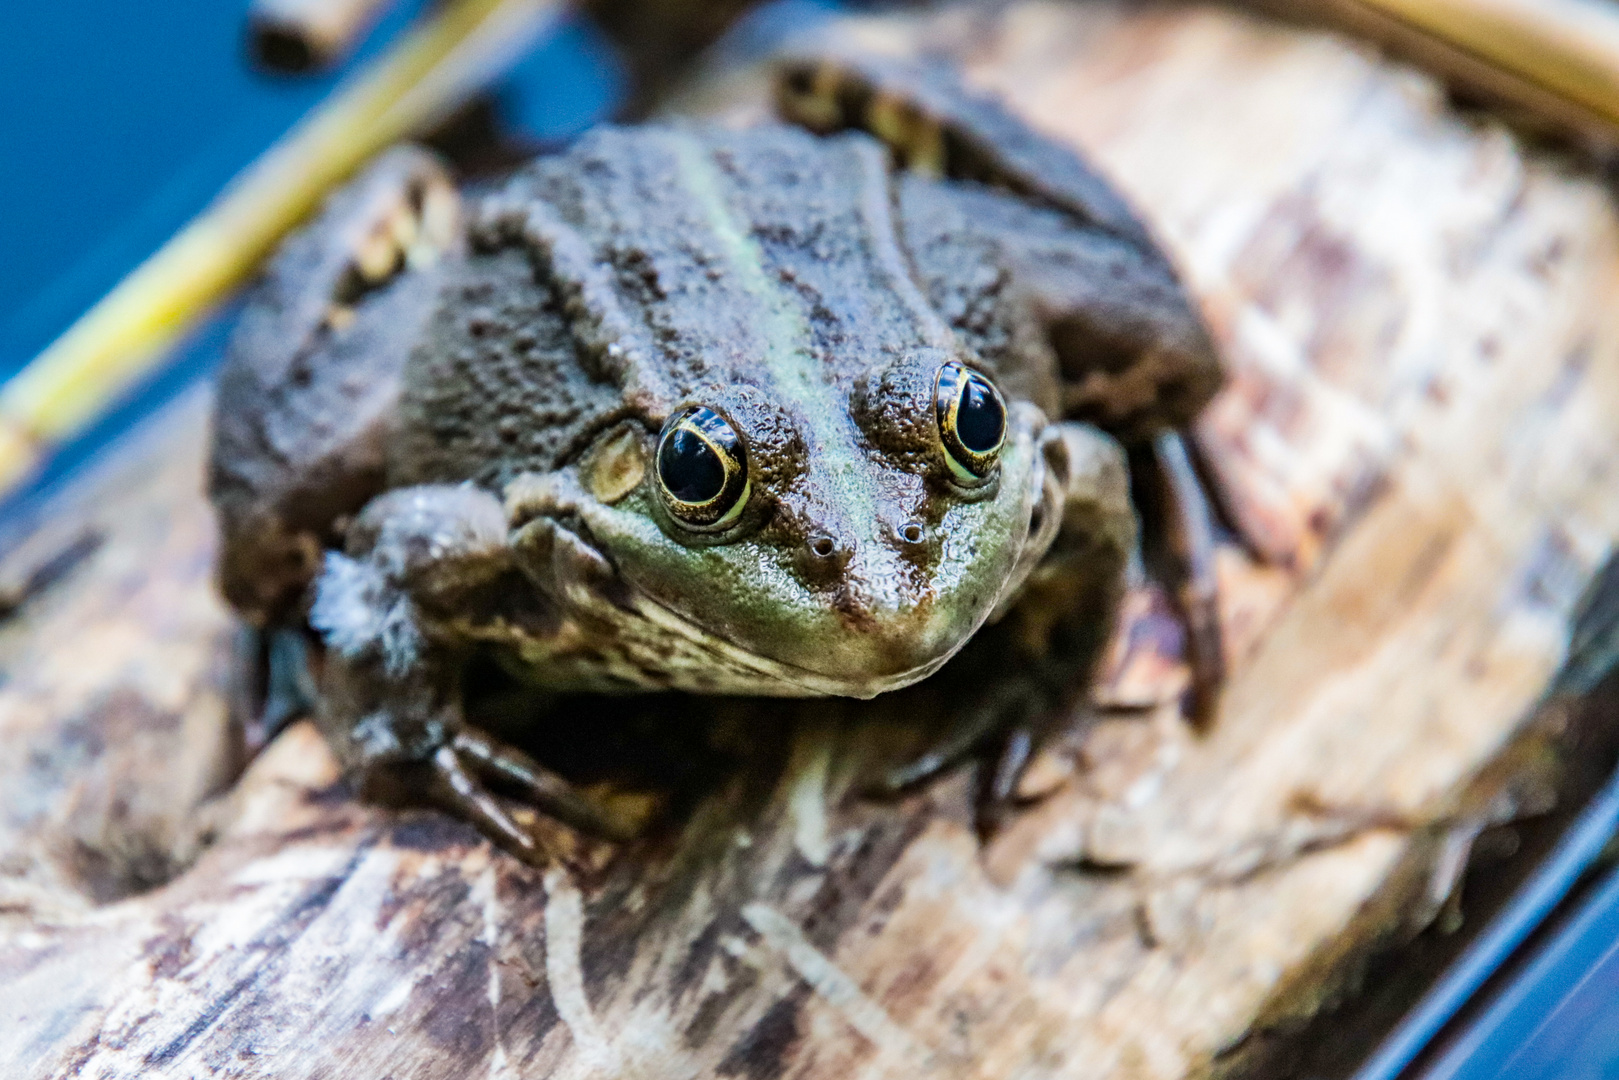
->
[[660, 427, 726, 504], [956, 375, 1005, 453]]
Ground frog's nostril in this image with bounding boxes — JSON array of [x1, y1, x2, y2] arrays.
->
[[898, 522, 925, 546], [808, 535, 837, 559]]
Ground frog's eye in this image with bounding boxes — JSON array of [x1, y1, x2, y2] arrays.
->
[[655, 406, 751, 530], [935, 362, 1006, 483]]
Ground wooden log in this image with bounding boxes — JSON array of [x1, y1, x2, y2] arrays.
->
[[7, 2, 1619, 1076]]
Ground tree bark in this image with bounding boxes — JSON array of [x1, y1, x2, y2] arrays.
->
[[7, 3, 1619, 1077]]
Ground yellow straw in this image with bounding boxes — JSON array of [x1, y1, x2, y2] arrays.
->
[[0, 0, 564, 499], [1357, 0, 1619, 126], [1281, 0, 1619, 137]]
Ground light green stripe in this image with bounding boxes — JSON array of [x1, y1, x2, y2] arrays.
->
[[666, 133, 882, 543]]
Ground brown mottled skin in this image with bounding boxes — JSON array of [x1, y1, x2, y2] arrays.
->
[[207, 55, 1223, 860]]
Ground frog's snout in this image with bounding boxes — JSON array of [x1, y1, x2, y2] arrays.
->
[[769, 538, 980, 691]]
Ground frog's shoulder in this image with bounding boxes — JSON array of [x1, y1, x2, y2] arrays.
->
[[211, 146, 464, 624]]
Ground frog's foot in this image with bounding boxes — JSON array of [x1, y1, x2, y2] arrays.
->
[[419, 738, 557, 864], [446, 728, 638, 843], [369, 727, 639, 868], [874, 682, 1053, 839], [879, 720, 1059, 841], [879, 704, 1003, 794], [1132, 430, 1225, 729]]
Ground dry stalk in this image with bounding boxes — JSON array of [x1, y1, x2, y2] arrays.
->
[[1272, 0, 1619, 145]]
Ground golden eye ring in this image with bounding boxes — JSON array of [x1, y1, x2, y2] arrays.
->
[[654, 405, 751, 530], [935, 362, 1006, 484]]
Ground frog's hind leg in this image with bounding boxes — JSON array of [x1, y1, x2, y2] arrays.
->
[[956, 180, 1230, 725], [784, 51, 1224, 439], [774, 51, 1155, 246], [210, 146, 464, 629]]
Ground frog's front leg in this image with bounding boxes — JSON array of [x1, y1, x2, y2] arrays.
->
[[310, 484, 633, 863], [1132, 432, 1225, 728]]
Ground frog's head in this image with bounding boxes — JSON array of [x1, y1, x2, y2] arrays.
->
[[509, 350, 1079, 698]]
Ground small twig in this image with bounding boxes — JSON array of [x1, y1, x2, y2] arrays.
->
[[0, 0, 568, 505]]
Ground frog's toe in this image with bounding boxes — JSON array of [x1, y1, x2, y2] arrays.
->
[[873, 683, 1041, 799], [874, 712, 1056, 842], [1177, 581, 1225, 731], [449, 728, 639, 843], [876, 708, 999, 794], [413, 735, 631, 868], [424, 743, 557, 867], [973, 728, 1029, 842]]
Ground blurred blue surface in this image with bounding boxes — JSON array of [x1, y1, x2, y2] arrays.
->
[[1, 1, 376, 382], [1426, 863, 1619, 1079]]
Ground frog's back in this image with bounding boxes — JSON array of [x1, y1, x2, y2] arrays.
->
[[389, 123, 1041, 491]]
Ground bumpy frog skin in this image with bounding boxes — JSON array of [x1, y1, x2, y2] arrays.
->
[[208, 55, 1224, 860]]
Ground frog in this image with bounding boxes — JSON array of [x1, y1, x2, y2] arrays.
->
[[207, 51, 1227, 863]]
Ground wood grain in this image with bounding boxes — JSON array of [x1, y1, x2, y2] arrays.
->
[[7, 3, 1619, 1077]]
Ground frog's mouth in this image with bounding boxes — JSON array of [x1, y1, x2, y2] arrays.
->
[[626, 584, 966, 698]]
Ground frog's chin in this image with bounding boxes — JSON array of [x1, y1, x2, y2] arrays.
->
[[622, 581, 967, 699]]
